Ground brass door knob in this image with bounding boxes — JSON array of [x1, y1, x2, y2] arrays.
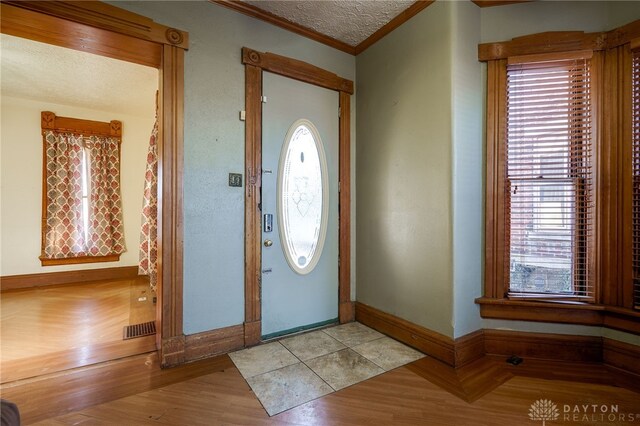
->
[[264, 239, 273, 247]]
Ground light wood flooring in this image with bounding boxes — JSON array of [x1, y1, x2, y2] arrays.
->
[[1, 351, 636, 425], [0, 277, 156, 383]]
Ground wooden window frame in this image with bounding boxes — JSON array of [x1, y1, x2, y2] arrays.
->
[[477, 23, 640, 335], [39, 111, 124, 266], [1, 1, 188, 366]]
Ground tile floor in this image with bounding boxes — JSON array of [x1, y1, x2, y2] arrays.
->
[[229, 322, 425, 416]]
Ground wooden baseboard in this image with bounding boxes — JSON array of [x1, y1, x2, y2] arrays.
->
[[454, 330, 485, 367], [354, 301, 639, 378], [603, 337, 640, 377], [484, 329, 603, 363], [355, 302, 456, 365], [185, 324, 244, 362], [1, 266, 140, 291]]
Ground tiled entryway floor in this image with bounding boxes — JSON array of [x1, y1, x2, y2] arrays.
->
[[229, 322, 425, 416]]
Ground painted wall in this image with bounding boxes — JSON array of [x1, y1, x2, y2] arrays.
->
[[0, 96, 154, 275], [451, 0, 483, 338], [113, 1, 356, 335], [356, 1, 454, 337]]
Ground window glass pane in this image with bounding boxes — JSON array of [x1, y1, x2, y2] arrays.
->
[[279, 122, 326, 273], [509, 180, 575, 294]]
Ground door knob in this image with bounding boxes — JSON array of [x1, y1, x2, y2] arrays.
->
[[264, 239, 273, 247]]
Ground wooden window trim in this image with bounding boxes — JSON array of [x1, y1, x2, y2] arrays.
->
[[39, 112, 124, 266], [478, 22, 640, 335]]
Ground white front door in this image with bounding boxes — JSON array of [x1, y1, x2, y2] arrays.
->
[[261, 72, 339, 339]]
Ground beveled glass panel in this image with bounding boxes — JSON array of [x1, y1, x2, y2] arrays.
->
[[278, 120, 328, 274]]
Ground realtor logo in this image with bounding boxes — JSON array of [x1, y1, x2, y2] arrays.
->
[[529, 399, 560, 425]]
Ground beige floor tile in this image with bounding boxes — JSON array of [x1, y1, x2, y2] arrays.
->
[[322, 322, 384, 347], [305, 348, 384, 391], [246, 362, 333, 416], [352, 336, 425, 370], [280, 330, 346, 361], [229, 342, 298, 379]]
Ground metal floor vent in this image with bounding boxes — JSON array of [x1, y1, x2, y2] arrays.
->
[[123, 321, 156, 340]]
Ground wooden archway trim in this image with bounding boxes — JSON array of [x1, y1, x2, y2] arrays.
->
[[243, 47, 354, 346], [1, 1, 187, 367]]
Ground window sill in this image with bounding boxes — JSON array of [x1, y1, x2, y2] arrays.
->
[[40, 254, 121, 266], [475, 297, 640, 335]]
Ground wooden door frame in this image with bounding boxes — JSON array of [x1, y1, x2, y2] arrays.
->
[[242, 47, 354, 345], [0, 1, 187, 366]]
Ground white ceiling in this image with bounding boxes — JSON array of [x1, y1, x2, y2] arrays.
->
[[0, 34, 158, 118], [244, 0, 416, 46]]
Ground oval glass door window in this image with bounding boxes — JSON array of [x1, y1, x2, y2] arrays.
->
[[277, 119, 329, 275]]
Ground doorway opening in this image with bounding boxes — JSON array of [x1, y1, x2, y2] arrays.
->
[[0, 34, 159, 382]]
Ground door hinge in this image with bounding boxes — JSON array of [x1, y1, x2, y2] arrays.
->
[[338, 107, 341, 118], [261, 95, 268, 103]]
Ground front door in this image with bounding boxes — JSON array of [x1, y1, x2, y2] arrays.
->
[[261, 72, 339, 339]]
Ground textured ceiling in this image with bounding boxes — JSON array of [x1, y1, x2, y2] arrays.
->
[[244, 0, 415, 46], [1, 34, 158, 118]]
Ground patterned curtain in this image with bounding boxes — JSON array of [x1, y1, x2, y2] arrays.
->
[[139, 118, 159, 291], [43, 131, 87, 258], [86, 135, 126, 256]]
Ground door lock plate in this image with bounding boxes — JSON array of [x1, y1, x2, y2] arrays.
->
[[264, 214, 273, 232]]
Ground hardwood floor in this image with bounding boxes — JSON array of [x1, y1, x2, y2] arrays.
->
[[1, 349, 636, 425], [0, 277, 156, 383]]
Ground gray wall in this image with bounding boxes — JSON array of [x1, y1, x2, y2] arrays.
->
[[451, 1, 483, 338], [114, 1, 356, 335], [356, 1, 455, 338]]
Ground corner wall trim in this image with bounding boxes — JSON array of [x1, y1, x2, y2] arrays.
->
[[1, 266, 140, 291]]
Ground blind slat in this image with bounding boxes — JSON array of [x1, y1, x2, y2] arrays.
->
[[632, 51, 640, 309]]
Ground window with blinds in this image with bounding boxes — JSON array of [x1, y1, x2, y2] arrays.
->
[[506, 55, 594, 300], [633, 50, 640, 310]]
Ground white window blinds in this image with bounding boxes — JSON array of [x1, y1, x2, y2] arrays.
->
[[632, 49, 640, 309], [506, 56, 594, 299]]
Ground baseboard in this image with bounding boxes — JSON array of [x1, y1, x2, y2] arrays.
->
[[454, 330, 485, 367], [185, 324, 245, 362], [1, 266, 140, 291], [484, 329, 603, 363], [603, 337, 640, 377], [354, 301, 639, 378], [355, 302, 456, 365]]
